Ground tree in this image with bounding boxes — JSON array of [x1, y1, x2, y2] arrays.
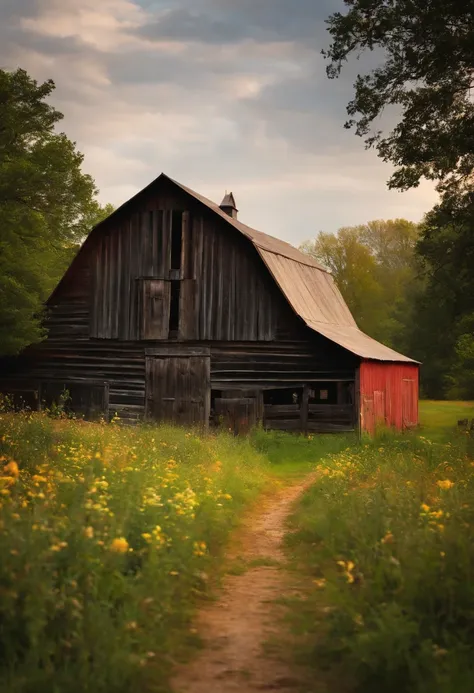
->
[[324, 1, 474, 399], [0, 68, 110, 355], [301, 219, 419, 350], [324, 0, 474, 195], [407, 195, 474, 397]]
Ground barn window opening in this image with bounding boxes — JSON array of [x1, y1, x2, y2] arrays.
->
[[171, 211, 183, 270], [263, 388, 302, 405], [210, 389, 224, 425], [169, 280, 180, 336], [308, 383, 338, 405]]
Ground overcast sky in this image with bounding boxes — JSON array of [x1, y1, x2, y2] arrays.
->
[[1, 0, 438, 245]]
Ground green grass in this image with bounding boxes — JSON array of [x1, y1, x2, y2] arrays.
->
[[420, 400, 474, 439], [0, 413, 269, 693], [2, 401, 472, 692], [250, 427, 357, 478], [284, 403, 474, 693]]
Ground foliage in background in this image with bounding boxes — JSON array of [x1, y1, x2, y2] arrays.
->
[[323, 0, 474, 399], [0, 68, 112, 356], [0, 414, 267, 692], [300, 219, 419, 353], [408, 200, 474, 399], [286, 426, 474, 693], [324, 0, 474, 197]]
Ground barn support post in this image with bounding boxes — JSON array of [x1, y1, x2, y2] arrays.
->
[[354, 367, 362, 438], [300, 384, 309, 435]]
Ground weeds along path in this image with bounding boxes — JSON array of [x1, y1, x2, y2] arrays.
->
[[171, 473, 316, 693]]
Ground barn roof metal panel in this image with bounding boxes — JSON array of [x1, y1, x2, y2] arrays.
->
[[258, 250, 357, 327], [305, 321, 420, 363]]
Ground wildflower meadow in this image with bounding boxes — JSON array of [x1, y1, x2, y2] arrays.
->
[[1, 402, 473, 693], [286, 419, 474, 692], [0, 412, 268, 692]]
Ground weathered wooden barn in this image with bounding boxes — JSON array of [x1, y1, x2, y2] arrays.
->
[[0, 173, 419, 433]]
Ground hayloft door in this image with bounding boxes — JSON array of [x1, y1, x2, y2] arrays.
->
[[140, 279, 171, 340], [145, 347, 210, 427]]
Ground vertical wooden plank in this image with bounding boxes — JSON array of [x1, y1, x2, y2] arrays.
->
[[200, 220, 209, 339], [300, 384, 309, 434], [228, 242, 236, 341], [115, 224, 122, 339], [179, 279, 196, 340], [90, 236, 101, 337], [128, 213, 139, 340], [120, 221, 131, 340], [206, 226, 215, 338], [355, 366, 361, 437], [181, 211, 192, 279], [101, 232, 109, 338], [110, 228, 119, 339], [155, 209, 163, 278], [215, 233, 224, 339], [194, 216, 204, 339], [163, 209, 172, 278]]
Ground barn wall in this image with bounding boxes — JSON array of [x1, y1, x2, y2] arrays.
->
[[84, 180, 288, 342], [1, 334, 358, 427], [0, 176, 360, 430], [359, 361, 419, 433]]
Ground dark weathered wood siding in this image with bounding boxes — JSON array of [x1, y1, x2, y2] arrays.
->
[[0, 177, 358, 429], [85, 181, 280, 342]]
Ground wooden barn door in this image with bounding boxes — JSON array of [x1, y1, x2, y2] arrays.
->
[[140, 279, 171, 340], [145, 348, 210, 427], [362, 395, 375, 436], [373, 390, 386, 428], [402, 378, 416, 429], [214, 397, 259, 434]]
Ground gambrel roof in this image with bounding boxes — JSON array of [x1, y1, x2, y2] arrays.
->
[[69, 173, 418, 364], [167, 175, 417, 364]]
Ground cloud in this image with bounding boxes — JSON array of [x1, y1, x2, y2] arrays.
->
[[0, 0, 437, 243]]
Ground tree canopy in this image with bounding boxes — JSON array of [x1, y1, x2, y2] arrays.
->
[[301, 219, 419, 352], [0, 68, 111, 355], [324, 1, 474, 399], [324, 0, 474, 195]]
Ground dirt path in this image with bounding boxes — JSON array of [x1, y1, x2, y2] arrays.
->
[[171, 474, 316, 693]]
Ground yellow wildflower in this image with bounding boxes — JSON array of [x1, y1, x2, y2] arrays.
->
[[110, 537, 129, 553], [381, 532, 394, 544], [437, 480, 454, 490], [3, 460, 19, 478], [193, 541, 207, 557], [84, 526, 94, 539], [421, 503, 430, 513], [313, 578, 326, 588], [51, 541, 68, 552]]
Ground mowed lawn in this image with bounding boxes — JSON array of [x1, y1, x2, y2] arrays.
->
[[420, 399, 474, 435]]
